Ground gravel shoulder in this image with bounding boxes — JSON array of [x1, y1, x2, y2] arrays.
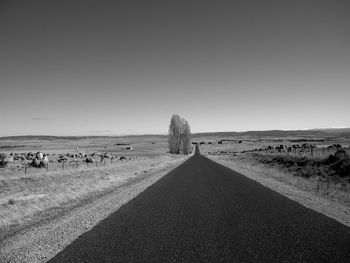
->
[[207, 155, 350, 228], [0, 156, 189, 263]]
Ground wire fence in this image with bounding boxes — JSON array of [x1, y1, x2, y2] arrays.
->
[[0, 156, 142, 175]]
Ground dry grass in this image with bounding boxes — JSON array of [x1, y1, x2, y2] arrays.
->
[[211, 154, 350, 207], [208, 154, 350, 227], [199, 136, 350, 207], [0, 154, 187, 233]]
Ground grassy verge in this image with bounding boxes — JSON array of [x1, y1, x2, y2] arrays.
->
[[207, 153, 350, 207], [207, 153, 350, 227], [0, 154, 187, 235]]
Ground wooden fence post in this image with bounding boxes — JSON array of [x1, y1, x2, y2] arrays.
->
[[25, 165, 27, 174]]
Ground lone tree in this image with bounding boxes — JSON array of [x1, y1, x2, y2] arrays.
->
[[168, 114, 191, 154], [181, 118, 192, 155]]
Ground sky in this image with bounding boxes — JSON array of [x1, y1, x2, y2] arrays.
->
[[0, 0, 349, 136]]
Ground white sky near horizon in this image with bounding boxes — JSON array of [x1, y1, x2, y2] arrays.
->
[[0, 0, 349, 136]]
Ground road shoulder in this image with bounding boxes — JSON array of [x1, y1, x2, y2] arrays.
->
[[0, 157, 189, 263], [207, 155, 350, 228]]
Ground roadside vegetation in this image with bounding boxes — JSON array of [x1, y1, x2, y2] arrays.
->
[[209, 150, 350, 206], [0, 154, 187, 238], [249, 150, 350, 179], [196, 135, 350, 209]]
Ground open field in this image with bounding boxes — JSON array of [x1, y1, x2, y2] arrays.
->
[[0, 135, 172, 175], [0, 135, 190, 239], [1, 130, 349, 240]]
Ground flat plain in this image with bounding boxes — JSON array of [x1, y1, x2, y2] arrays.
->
[[0, 135, 188, 240], [1, 129, 349, 262], [193, 129, 350, 226]]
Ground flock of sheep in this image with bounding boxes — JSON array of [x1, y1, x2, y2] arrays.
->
[[0, 151, 129, 169], [241, 143, 343, 154], [208, 143, 346, 156]]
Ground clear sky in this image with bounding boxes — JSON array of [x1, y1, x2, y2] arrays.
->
[[0, 0, 349, 136]]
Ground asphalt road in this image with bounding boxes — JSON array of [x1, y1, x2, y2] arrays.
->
[[48, 146, 350, 262]]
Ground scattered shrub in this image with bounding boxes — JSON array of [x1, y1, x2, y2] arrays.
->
[[249, 152, 350, 180]]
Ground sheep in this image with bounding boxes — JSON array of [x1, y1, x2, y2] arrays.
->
[[40, 155, 49, 168]]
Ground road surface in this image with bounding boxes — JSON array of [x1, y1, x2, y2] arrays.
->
[[48, 146, 350, 262]]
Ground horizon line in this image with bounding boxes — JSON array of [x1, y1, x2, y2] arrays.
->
[[0, 127, 349, 139]]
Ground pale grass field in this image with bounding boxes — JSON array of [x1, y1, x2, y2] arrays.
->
[[0, 154, 186, 234], [200, 139, 350, 207], [212, 154, 350, 206]]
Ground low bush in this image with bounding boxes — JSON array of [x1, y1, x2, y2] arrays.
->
[[249, 150, 350, 181]]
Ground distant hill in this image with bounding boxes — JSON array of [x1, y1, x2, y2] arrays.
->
[[0, 135, 110, 141], [0, 128, 349, 141], [311, 128, 350, 134], [0, 134, 167, 141], [192, 128, 350, 138]]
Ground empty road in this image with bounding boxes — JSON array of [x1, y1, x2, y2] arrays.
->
[[49, 146, 350, 262]]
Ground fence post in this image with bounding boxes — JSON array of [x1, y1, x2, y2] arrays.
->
[[311, 147, 313, 157], [25, 164, 27, 174], [322, 147, 325, 156]]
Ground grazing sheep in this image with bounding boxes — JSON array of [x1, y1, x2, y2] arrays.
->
[[26, 152, 34, 160], [36, 152, 44, 160], [31, 158, 41, 168], [7, 153, 14, 162], [40, 155, 49, 168], [86, 157, 93, 163]]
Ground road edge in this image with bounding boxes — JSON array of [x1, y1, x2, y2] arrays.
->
[[0, 155, 191, 263], [207, 155, 350, 228]]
